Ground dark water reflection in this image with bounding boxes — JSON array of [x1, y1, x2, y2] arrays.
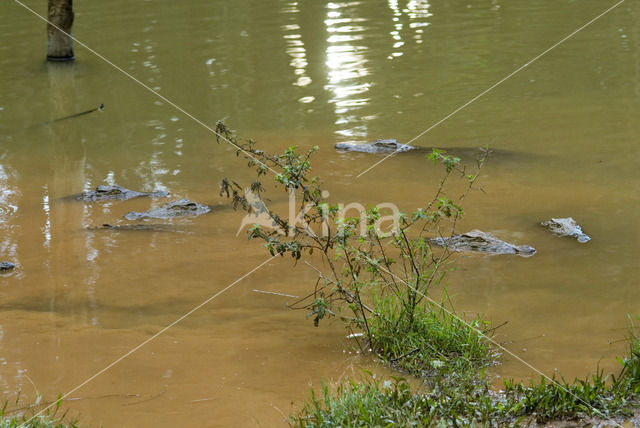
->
[[0, 0, 639, 426]]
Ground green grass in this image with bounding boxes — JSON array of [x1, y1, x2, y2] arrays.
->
[[291, 374, 512, 427], [290, 377, 435, 427], [0, 414, 78, 428], [499, 328, 640, 422], [0, 417, 78, 428], [291, 314, 640, 426], [369, 295, 493, 386], [0, 397, 79, 428]]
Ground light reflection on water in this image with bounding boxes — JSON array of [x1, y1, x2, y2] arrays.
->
[[387, 0, 432, 57], [325, 2, 371, 141], [281, 2, 313, 91], [324, 0, 433, 142], [0, 163, 19, 279], [0, 165, 18, 220], [41, 186, 51, 248]]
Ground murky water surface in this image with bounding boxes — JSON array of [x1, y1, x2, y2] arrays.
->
[[1, 0, 639, 426]]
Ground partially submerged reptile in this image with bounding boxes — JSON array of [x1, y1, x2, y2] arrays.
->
[[76, 185, 168, 202], [541, 217, 590, 243], [124, 199, 211, 220], [335, 139, 415, 154], [430, 230, 536, 257], [0, 261, 15, 271], [87, 223, 184, 232], [335, 139, 520, 160]]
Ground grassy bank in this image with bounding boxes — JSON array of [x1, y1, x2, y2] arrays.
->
[[0, 414, 78, 428], [291, 313, 640, 426], [0, 398, 78, 428]]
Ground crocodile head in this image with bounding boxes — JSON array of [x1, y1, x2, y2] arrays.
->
[[335, 139, 415, 154]]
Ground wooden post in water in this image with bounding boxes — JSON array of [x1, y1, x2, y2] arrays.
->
[[47, 0, 74, 61]]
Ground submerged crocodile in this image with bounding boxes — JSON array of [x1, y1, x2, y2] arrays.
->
[[87, 223, 184, 232], [335, 139, 415, 154], [0, 261, 15, 271], [124, 199, 211, 220], [541, 217, 590, 243], [76, 185, 168, 202], [429, 230, 536, 257], [335, 139, 518, 160]]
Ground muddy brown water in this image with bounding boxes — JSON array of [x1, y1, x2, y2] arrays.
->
[[1, 0, 639, 426]]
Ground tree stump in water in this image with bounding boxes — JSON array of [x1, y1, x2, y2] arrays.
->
[[47, 0, 74, 61]]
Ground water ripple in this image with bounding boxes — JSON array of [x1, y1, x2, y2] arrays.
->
[[0, 203, 17, 218]]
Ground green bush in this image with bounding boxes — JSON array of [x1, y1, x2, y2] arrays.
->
[[218, 125, 640, 426]]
